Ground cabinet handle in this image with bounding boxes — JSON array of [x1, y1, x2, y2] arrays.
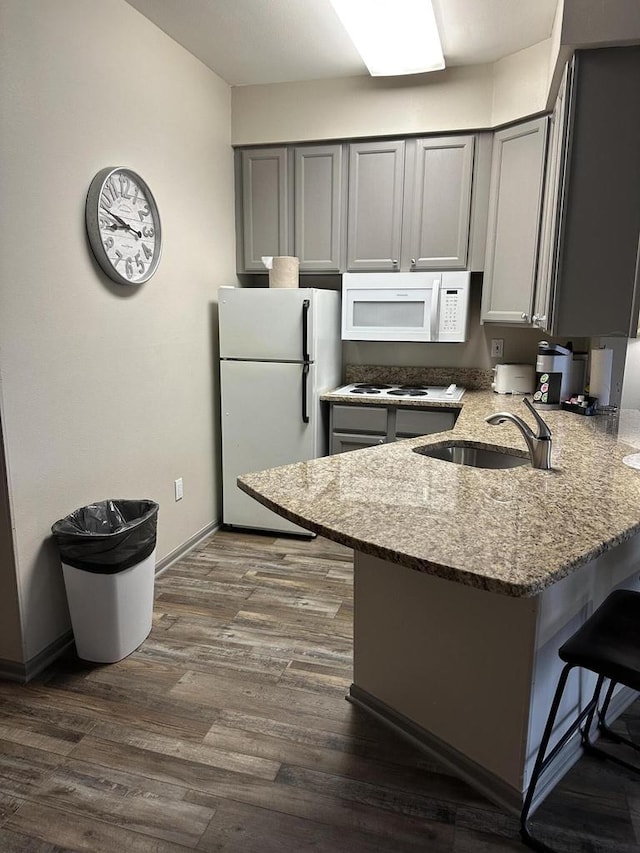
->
[[411, 258, 416, 267], [377, 438, 385, 444], [521, 313, 530, 322], [392, 259, 399, 266]]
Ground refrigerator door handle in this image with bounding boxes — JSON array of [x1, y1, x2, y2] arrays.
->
[[301, 362, 310, 424], [302, 299, 310, 362]]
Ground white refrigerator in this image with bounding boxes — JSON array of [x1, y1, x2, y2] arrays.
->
[[218, 286, 341, 535]]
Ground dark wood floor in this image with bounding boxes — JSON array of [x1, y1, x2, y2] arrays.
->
[[0, 529, 638, 852]]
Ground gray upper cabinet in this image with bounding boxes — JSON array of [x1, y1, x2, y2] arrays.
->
[[533, 65, 569, 332], [240, 148, 289, 272], [347, 140, 405, 271], [242, 148, 290, 272], [534, 47, 640, 337], [294, 145, 344, 273], [480, 117, 548, 325], [402, 135, 475, 270], [236, 132, 485, 275]]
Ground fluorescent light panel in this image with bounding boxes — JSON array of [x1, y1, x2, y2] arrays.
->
[[330, 0, 444, 76]]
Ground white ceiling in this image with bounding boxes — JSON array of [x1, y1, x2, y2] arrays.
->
[[125, 0, 559, 86]]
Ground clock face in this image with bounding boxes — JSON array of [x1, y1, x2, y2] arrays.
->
[[86, 168, 162, 285]]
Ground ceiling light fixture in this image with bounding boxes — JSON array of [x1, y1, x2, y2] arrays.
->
[[329, 0, 445, 76]]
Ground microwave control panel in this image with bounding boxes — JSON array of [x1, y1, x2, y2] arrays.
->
[[439, 289, 466, 337]]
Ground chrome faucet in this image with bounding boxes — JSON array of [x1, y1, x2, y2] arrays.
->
[[485, 398, 552, 470]]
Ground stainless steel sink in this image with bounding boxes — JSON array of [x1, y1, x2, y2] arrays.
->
[[413, 442, 528, 469]]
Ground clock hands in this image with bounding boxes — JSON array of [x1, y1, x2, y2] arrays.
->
[[104, 209, 142, 239]]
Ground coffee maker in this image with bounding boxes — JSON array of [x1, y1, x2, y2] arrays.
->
[[533, 342, 572, 409]]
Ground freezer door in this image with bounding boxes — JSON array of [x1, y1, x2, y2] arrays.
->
[[219, 287, 319, 361], [220, 360, 317, 535]]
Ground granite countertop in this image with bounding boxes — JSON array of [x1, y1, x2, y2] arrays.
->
[[238, 388, 640, 598]]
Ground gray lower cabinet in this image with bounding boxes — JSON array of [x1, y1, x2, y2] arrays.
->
[[480, 117, 549, 325], [330, 404, 457, 455], [402, 135, 475, 271], [534, 47, 640, 337], [347, 140, 406, 272], [240, 147, 290, 272]]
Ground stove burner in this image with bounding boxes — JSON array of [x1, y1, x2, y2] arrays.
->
[[387, 389, 428, 397], [353, 383, 393, 390], [350, 388, 381, 394], [398, 384, 430, 391]]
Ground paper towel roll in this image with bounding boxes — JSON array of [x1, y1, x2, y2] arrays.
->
[[269, 256, 299, 288], [589, 348, 613, 406]]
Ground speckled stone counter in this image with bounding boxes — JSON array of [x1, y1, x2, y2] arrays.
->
[[239, 386, 640, 807], [239, 390, 640, 598]]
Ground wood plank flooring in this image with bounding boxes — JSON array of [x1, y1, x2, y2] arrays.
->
[[0, 528, 639, 851]]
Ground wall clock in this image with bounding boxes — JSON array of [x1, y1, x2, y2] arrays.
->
[[85, 167, 162, 285]]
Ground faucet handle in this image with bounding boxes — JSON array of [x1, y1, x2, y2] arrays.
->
[[523, 397, 551, 439]]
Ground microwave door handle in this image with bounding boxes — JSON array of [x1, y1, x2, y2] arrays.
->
[[430, 278, 441, 341], [301, 362, 310, 424], [301, 298, 310, 362]]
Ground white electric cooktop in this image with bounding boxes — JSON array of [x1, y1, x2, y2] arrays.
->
[[326, 382, 465, 402]]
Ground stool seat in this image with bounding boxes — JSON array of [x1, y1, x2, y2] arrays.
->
[[521, 587, 640, 852], [559, 589, 640, 691]]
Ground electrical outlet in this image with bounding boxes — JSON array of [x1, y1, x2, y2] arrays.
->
[[491, 338, 504, 358], [174, 477, 183, 501]]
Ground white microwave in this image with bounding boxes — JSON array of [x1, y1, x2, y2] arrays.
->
[[341, 271, 471, 342]]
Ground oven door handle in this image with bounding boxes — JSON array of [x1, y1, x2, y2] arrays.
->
[[301, 362, 310, 424]]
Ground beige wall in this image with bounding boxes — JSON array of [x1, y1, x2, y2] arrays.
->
[[0, 411, 22, 663], [0, 0, 236, 664], [491, 40, 552, 127], [231, 42, 553, 147], [232, 64, 494, 145]]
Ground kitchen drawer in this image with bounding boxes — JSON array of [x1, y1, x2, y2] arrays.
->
[[395, 408, 457, 437], [331, 432, 386, 454], [331, 404, 388, 433]]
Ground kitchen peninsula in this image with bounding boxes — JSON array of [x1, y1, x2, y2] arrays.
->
[[238, 389, 640, 813]]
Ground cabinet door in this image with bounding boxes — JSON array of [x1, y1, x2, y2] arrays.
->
[[534, 65, 571, 332], [551, 47, 640, 337], [394, 408, 457, 438], [403, 136, 475, 270], [347, 140, 405, 271], [240, 148, 289, 272], [294, 145, 344, 272], [480, 118, 548, 324]]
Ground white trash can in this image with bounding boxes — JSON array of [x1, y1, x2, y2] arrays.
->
[[61, 548, 156, 663], [52, 499, 158, 663]]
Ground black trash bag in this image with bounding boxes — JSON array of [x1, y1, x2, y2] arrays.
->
[[51, 499, 159, 574]]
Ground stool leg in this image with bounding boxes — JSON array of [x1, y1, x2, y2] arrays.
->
[[520, 663, 574, 851], [598, 679, 616, 734], [597, 681, 640, 753], [520, 665, 607, 850], [579, 673, 606, 751]]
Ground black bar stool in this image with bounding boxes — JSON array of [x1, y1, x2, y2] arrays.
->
[[520, 588, 640, 851]]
